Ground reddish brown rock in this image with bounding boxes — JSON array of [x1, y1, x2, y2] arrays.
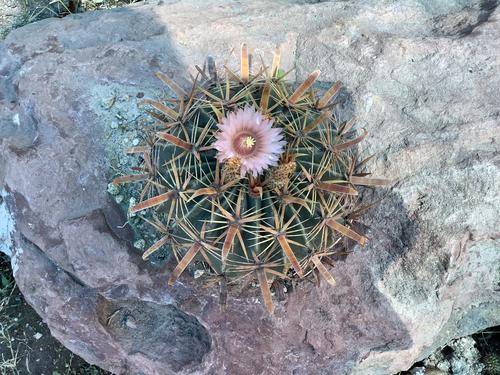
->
[[0, 1, 498, 374]]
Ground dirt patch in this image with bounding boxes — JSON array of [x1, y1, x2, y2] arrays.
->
[[0, 253, 111, 375]]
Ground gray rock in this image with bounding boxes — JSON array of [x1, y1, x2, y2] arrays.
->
[[0, 1, 499, 374], [0, 0, 72, 40]]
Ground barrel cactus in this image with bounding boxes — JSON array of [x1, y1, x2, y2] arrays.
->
[[112, 44, 388, 313]]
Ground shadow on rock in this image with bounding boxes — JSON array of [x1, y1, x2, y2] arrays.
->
[[96, 296, 211, 372]]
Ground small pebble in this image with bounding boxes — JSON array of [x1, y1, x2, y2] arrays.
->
[[33, 332, 43, 340], [115, 195, 124, 204], [110, 121, 119, 129], [132, 138, 140, 146], [125, 316, 137, 329], [194, 269, 204, 279], [107, 183, 120, 196], [134, 239, 146, 250], [102, 95, 115, 109], [128, 197, 137, 217]]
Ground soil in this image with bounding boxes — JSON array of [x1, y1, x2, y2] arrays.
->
[[0, 253, 111, 375]]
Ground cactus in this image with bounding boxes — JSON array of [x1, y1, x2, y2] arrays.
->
[[112, 45, 389, 313], [484, 353, 500, 375]]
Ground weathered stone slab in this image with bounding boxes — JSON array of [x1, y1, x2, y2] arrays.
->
[[1, 1, 499, 374]]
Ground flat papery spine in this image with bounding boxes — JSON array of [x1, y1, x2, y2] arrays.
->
[[271, 47, 281, 77], [157, 131, 193, 151], [333, 129, 368, 151], [141, 99, 178, 120], [155, 71, 187, 98], [350, 176, 392, 186], [256, 268, 274, 313], [303, 111, 332, 133], [129, 191, 176, 213], [260, 77, 271, 113], [315, 182, 358, 196], [311, 255, 336, 287], [126, 146, 149, 154], [277, 235, 304, 277], [168, 243, 202, 286], [222, 224, 239, 263], [316, 81, 341, 109], [326, 219, 367, 246], [288, 70, 321, 105], [142, 235, 171, 260], [241, 43, 249, 82], [112, 174, 149, 185]]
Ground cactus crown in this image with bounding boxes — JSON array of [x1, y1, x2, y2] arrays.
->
[[112, 45, 388, 313]]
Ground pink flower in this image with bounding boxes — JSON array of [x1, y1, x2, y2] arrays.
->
[[213, 106, 286, 177]]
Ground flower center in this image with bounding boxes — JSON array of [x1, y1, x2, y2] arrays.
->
[[241, 136, 256, 149], [234, 132, 258, 156]]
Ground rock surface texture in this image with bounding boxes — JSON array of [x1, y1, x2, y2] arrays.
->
[[1, 1, 499, 374]]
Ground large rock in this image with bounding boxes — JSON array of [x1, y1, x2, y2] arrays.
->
[[1, 1, 499, 374]]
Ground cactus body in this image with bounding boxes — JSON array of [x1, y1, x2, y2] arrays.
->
[[113, 45, 388, 313]]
